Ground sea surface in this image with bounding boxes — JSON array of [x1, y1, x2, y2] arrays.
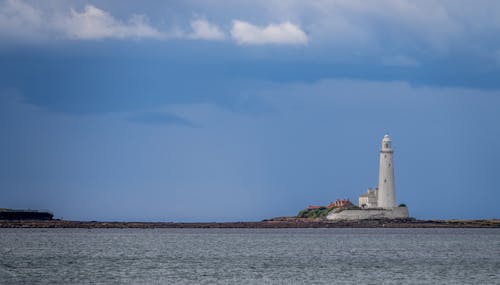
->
[[0, 228, 499, 284]]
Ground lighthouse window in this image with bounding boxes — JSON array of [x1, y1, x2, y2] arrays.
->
[[389, 163, 391, 167], [384, 179, 387, 183], [385, 143, 389, 148], [384, 154, 387, 158]]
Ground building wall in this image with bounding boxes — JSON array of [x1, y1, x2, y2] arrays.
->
[[359, 188, 378, 208], [359, 196, 369, 207], [326, 207, 409, 220]]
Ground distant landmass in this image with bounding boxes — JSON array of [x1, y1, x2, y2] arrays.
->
[[0, 208, 53, 220]]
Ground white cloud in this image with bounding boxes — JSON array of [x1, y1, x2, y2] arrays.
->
[[0, 1, 165, 41], [0, 0, 45, 40], [205, 0, 476, 51], [62, 5, 165, 40], [188, 19, 225, 40], [3, 0, 500, 55], [230, 20, 308, 45]]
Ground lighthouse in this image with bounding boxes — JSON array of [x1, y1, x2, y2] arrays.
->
[[377, 134, 395, 208], [328, 134, 409, 220]]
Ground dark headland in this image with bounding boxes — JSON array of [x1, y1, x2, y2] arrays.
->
[[0, 208, 53, 220], [1, 218, 499, 228]]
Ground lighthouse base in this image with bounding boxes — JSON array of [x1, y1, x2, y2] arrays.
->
[[326, 206, 409, 221]]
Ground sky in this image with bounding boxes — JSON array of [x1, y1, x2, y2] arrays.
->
[[1, 0, 499, 221]]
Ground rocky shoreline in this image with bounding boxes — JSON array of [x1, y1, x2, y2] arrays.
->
[[1, 218, 499, 228]]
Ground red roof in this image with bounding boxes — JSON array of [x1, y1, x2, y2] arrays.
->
[[307, 205, 322, 210], [327, 199, 350, 208]]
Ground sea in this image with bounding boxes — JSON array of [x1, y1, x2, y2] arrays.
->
[[0, 228, 499, 284]]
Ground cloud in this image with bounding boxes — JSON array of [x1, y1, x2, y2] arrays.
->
[[2, 0, 500, 66], [175, 0, 477, 50], [230, 20, 308, 45], [0, 0, 45, 40], [188, 19, 225, 40], [0, 1, 165, 41], [291, 0, 463, 53], [62, 5, 165, 40]]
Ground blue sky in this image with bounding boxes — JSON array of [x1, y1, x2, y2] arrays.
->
[[1, 0, 499, 221]]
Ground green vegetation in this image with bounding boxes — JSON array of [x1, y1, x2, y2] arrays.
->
[[297, 201, 361, 219], [297, 207, 334, 219]]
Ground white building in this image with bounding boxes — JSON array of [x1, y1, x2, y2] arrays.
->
[[359, 188, 378, 208], [357, 134, 396, 209], [377, 134, 396, 208], [327, 134, 409, 220]]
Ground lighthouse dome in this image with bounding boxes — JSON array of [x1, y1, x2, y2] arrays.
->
[[381, 134, 392, 150]]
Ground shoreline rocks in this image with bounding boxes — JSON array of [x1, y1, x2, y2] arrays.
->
[[0, 218, 499, 228]]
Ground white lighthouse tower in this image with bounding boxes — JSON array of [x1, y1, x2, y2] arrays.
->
[[328, 134, 409, 220], [377, 134, 395, 209]]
